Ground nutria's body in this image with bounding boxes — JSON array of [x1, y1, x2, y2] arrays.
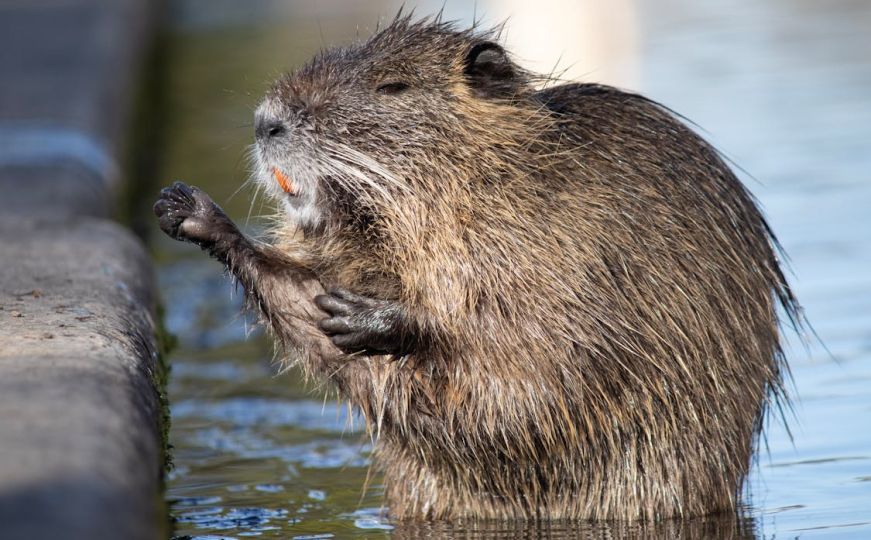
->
[[155, 16, 799, 521]]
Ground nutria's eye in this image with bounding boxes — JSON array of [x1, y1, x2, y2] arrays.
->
[[377, 82, 410, 95]]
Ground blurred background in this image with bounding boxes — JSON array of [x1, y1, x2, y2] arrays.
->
[[140, 0, 871, 538]]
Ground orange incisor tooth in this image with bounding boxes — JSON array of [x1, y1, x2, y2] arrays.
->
[[272, 167, 294, 194]]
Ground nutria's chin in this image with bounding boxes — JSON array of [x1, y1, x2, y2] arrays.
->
[[157, 14, 800, 521]]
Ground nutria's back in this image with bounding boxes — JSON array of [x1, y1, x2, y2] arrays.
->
[[249, 15, 799, 520]]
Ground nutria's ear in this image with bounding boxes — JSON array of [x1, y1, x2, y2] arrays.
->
[[463, 42, 518, 98]]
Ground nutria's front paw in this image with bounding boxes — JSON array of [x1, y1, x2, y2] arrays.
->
[[153, 181, 229, 247], [315, 288, 413, 356]]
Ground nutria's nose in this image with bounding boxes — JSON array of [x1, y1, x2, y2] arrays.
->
[[254, 115, 286, 141]]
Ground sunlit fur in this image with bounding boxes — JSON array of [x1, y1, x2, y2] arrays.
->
[[248, 15, 800, 521]]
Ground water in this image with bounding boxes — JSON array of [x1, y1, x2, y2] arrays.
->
[[153, 1, 871, 538]]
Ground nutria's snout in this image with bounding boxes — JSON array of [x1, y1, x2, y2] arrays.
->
[[254, 114, 287, 141], [253, 101, 292, 149]]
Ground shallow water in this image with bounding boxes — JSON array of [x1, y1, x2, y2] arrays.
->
[[154, 1, 871, 538]]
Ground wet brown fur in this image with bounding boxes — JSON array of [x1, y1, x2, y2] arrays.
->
[[251, 16, 799, 521]]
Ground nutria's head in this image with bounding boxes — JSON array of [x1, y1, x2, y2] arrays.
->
[[251, 16, 537, 233]]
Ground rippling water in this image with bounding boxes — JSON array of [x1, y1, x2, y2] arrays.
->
[[154, 1, 871, 538]]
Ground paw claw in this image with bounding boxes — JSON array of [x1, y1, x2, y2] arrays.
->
[[331, 332, 362, 350], [318, 316, 351, 334], [329, 287, 376, 307], [315, 294, 349, 316], [154, 183, 196, 240]]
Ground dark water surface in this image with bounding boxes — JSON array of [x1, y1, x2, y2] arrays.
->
[[154, 1, 871, 538]]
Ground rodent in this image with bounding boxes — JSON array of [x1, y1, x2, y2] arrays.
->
[[154, 15, 800, 521]]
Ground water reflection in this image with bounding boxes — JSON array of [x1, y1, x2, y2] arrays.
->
[[389, 514, 758, 539]]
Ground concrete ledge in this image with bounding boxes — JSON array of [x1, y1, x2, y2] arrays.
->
[[0, 0, 163, 537], [0, 216, 163, 539]]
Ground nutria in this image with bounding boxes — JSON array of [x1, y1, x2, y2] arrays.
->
[[154, 15, 800, 521]]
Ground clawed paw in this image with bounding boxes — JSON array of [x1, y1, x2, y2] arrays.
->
[[153, 181, 221, 246], [315, 288, 408, 356]]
